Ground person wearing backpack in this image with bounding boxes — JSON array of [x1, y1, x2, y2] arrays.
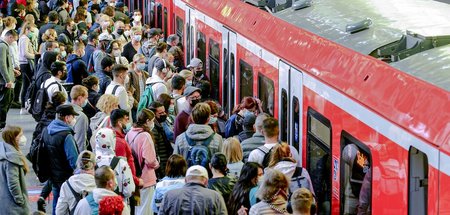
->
[[126, 54, 149, 122], [267, 143, 315, 197], [146, 41, 167, 76], [74, 166, 131, 215], [125, 108, 160, 214], [170, 74, 186, 116], [66, 41, 88, 85], [174, 102, 223, 171], [40, 61, 68, 102], [55, 150, 97, 215], [247, 117, 300, 168], [173, 86, 201, 140], [42, 104, 79, 214], [105, 64, 134, 116]]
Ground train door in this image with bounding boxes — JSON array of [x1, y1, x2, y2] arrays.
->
[[221, 27, 237, 115], [185, 7, 195, 65], [409, 147, 428, 215], [278, 61, 303, 163]]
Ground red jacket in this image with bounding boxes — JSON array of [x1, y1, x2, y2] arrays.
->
[[114, 129, 140, 186]]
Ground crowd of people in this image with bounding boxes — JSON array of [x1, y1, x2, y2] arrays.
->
[[0, 0, 318, 214]]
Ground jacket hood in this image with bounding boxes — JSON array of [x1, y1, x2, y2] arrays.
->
[[272, 161, 297, 178], [145, 75, 164, 85], [68, 173, 96, 193], [48, 119, 74, 135], [43, 51, 58, 69], [95, 128, 116, 157], [92, 188, 119, 203], [185, 124, 215, 142], [66, 54, 81, 63], [90, 112, 108, 131], [0, 142, 23, 166]]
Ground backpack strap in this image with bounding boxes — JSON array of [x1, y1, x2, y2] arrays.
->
[[127, 131, 145, 168], [86, 193, 99, 215], [67, 181, 81, 215], [257, 146, 270, 154], [110, 156, 120, 170], [111, 85, 120, 95]]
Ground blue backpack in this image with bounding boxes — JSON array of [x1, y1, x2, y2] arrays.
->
[[86, 193, 99, 215], [185, 133, 215, 168]]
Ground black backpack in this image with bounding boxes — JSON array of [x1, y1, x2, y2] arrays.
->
[[28, 129, 52, 183], [25, 72, 49, 115], [66, 181, 88, 215], [257, 146, 274, 168], [126, 131, 145, 177], [31, 81, 62, 121]]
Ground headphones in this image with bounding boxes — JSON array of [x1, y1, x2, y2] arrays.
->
[[105, 40, 115, 54]]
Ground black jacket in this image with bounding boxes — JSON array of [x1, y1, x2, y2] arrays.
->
[[152, 121, 173, 178]]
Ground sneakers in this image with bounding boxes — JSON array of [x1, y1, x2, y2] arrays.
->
[[19, 108, 29, 115], [37, 197, 46, 213]]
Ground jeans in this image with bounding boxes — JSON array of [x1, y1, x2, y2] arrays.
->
[[0, 86, 13, 128], [51, 181, 63, 215], [20, 63, 33, 108]]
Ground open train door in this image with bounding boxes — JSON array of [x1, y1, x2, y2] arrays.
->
[[221, 27, 237, 116], [278, 61, 303, 165], [185, 6, 196, 65]]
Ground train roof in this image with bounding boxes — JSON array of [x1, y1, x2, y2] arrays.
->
[[184, 0, 450, 150], [392, 44, 450, 91], [275, 0, 450, 55]]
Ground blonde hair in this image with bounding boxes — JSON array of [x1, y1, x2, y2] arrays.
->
[[19, 22, 35, 36], [179, 69, 193, 80], [222, 137, 243, 163], [96, 94, 119, 114], [291, 188, 314, 214], [70, 85, 88, 100], [191, 102, 211, 124], [129, 53, 145, 70], [257, 169, 289, 202], [3, 16, 17, 28], [24, 14, 35, 24], [130, 26, 142, 35], [42, 29, 57, 42], [268, 142, 295, 168]]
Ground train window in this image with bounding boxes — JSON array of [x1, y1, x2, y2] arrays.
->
[[340, 132, 372, 215], [157, 4, 162, 29], [150, 0, 155, 26], [239, 60, 253, 100], [230, 53, 235, 112], [307, 108, 331, 215], [280, 89, 288, 142], [292, 96, 300, 151], [176, 16, 183, 45], [164, 7, 168, 39], [196, 31, 206, 71], [258, 74, 274, 116], [209, 39, 220, 101], [409, 146, 428, 215], [223, 48, 229, 113]]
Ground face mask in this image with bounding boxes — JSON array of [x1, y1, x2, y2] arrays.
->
[[80, 34, 88, 41], [134, 15, 141, 21], [159, 38, 164, 43], [148, 121, 155, 130], [157, 114, 167, 123], [133, 35, 142, 42], [61, 51, 67, 59], [69, 118, 77, 127], [194, 70, 203, 77], [113, 50, 121, 57], [136, 63, 146, 71], [122, 122, 132, 133], [19, 135, 27, 147], [94, 85, 100, 92], [185, 80, 192, 87], [257, 176, 264, 186], [53, 47, 61, 53], [209, 116, 217, 124], [165, 70, 173, 79], [117, 29, 124, 35], [102, 21, 110, 28], [124, 30, 130, 38], [108, 2, 115, 6], [81, 99, 88, 108], [168, 105, 175, 115], [61, 71, 68, 80], [124, 75, 130, 84], [190, 99, 200, 108], [27, 32, 34, 39]]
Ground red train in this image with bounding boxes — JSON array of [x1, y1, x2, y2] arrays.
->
[[125, 0, 450, 214]]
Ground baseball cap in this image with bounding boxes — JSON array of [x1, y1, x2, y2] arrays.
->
[[99, 32, 113, 41], [148, 28, 160, 38], [183, 86, 202, 97], [187, 58, 203, 69], [56, 104, 79, 116], [77, 150, 96, 170], [243, 113, 256, 130], [186, 165, 209, 179], [115, 2, 124, 7]]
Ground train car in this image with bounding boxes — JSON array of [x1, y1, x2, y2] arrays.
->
[[130, 0, 450, 213]]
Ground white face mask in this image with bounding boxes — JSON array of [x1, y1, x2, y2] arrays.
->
[[185, 80, 192, 87], [124, 30, 131, 38], [133, 35, 142, 42], [148, 121, 155, 130], [69, 118, 77, 127], [113, 50, 121, 57], [257, 176, 264, 186], [19, 135, 27, 147], [134, 15, 141, 21], [124, 75, 130, 84]]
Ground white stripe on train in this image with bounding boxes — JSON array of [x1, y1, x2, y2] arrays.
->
[[179, 0, 450, 176]]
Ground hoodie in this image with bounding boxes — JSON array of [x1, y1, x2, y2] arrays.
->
[[174, 124, 223, 161], [73, 188, 130, 215], [66, 54, 88, 85], [271, 161, 315, 196], [44, 119, 79, 182], [34, 51, 58, 90], [55, 173, 96, 215], [0, 142, 30, 215]]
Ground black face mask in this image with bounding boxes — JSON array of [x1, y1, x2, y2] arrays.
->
[[157, 114, 167, 123], [117, 29, 124, 35], [194, 70, 203, 77], [190, 99, 200, 107], [61, 71, 68, 81]]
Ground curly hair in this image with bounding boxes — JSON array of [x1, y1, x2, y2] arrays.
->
[[96, 94, 119, 114]]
